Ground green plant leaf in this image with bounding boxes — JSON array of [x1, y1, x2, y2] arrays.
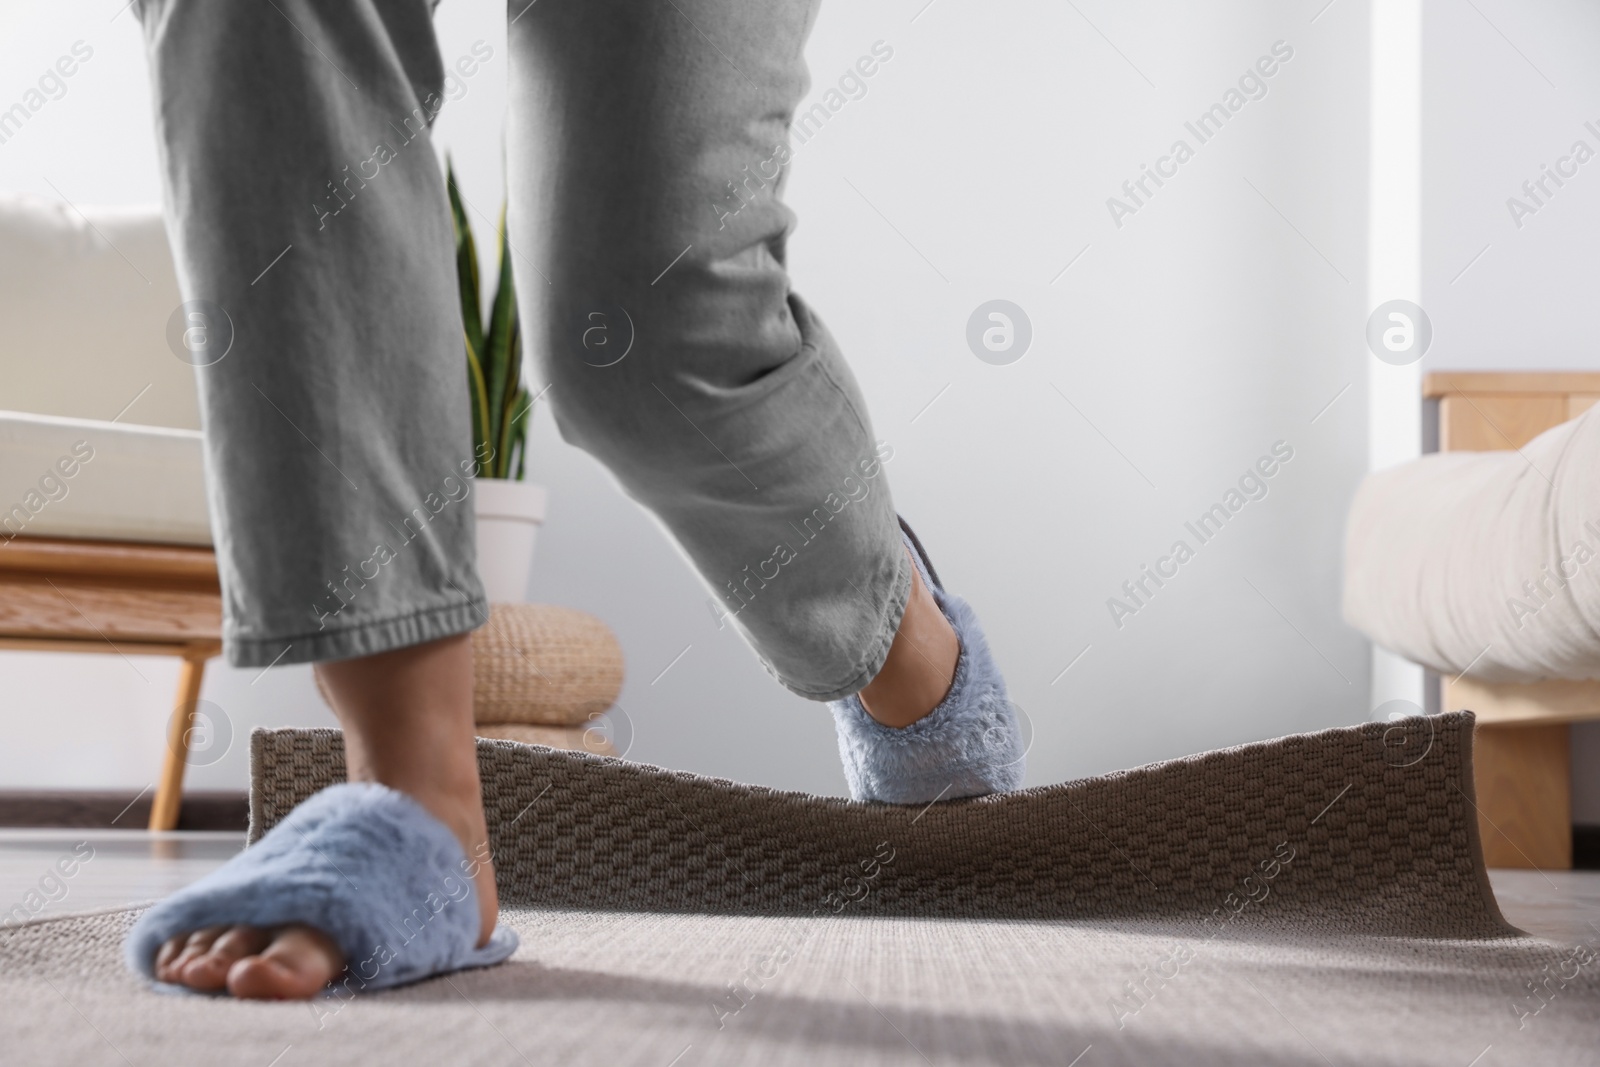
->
[[496, 349, 526, 480], [495, 308, 524, 476], [483, 206, 517, 472], [446, 161, 485, 397], [464, 330, 492, 473], [506, 384, 532, 481], [449, 162, 532, 479]]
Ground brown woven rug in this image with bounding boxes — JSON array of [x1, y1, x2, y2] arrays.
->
[[253, 710, 1501, 933], [3, 711, 1596, 1066]]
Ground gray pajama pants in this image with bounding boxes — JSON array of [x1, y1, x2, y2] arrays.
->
[[136, 0, 910, 700]]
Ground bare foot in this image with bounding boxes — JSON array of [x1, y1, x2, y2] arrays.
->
[[149, 809, 498, 998], [154, 924, 342, 998], [151, 634, 497, 999]]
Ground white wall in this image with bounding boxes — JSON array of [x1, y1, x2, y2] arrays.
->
[[1421, 0, 1600, 371], [0, 0, 1375, 797]]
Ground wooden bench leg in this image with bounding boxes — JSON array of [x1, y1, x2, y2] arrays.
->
[[148, 647, 214, 832], [1473, 722, 1572, 869]]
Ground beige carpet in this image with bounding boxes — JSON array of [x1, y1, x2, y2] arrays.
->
[[3, 711, 1596, 1066]]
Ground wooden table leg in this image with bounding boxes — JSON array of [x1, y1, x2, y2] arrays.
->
[[148, 646, 215, 832], [1473, 722, 1572, 869]]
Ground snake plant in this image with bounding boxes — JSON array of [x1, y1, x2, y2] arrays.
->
[[447, 161, 531, 480]]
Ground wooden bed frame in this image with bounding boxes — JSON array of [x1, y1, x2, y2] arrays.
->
[[0, 537, 221, 832], [1426, 371, 1600, 869]]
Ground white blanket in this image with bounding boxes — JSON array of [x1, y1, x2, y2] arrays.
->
[[1343, 405, 1600, 682]]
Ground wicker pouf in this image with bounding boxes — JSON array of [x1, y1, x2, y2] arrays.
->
[[473, 721, 616, 756], [470, 603, 624, 726]]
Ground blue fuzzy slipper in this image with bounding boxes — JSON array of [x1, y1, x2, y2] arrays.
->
[[829, 518, 1026, 803], [125, 782, 518, 994]]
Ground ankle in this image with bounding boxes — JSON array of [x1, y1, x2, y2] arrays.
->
[[345, 762, 499, 941], [858, 553, 959, 728], [414, 788, 499, 945]]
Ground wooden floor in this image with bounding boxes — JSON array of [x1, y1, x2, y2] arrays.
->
[[0, 830, 242, 924], [1, 830, 1597, 944], [1483, 867, 1600, 944]]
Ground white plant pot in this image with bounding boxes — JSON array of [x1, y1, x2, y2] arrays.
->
[[473, 478, 548, 604]]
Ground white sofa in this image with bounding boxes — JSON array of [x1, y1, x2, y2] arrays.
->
[[0, 192, 217, 832], [1, 192, 209, 542]]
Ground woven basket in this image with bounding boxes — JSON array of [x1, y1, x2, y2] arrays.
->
[[470, 603, 624, 726], [474, 721, 616, 756]]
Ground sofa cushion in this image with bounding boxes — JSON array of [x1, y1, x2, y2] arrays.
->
[[0, 411, 210, 546], [0, 193, 198, 431]]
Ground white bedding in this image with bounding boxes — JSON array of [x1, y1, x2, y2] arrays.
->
[[0, 410, 211, 546], [1343, 404, 1600, 682]]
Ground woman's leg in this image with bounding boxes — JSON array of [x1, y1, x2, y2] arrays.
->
[[135, 0, 496, 996], [508, 0, 1020, 797], [138, 0, 485, 657], [507, 0, 916, 703]]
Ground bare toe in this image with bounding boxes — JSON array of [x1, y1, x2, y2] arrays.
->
[[153, 933, 188, 979], [226, 925, 345, 1001], [177, 926, 273, 992], [155, 925, 227, 984]]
